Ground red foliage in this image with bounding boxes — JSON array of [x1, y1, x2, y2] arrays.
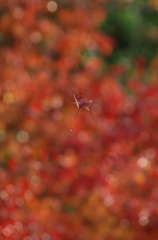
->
[[0, 1, 158, 240]]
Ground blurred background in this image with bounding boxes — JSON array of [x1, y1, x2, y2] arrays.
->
[[0, 0, 158, 239]]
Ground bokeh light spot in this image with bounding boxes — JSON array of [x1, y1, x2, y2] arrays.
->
[[2, 224, 14, 236], [3, 92, 14, 104], [139, 210, 149, 226], [14, 221, 23, 231], [13, 7, 24, 19], [0, 190, 9, 200], [16, 131, 30, 143], [32, 161, 42, 171], [6, 184, 15, 194], [47, 1, 58, 12], [78, 131, 89, 142], [105, 174, 116, 184], [104, 195, 114, 207], [137, 157, 149, 168], [139, 216, 149, 226], [59, 148, 77, 167], [31, 31, 43, 44], [52, 96, 63, 109]]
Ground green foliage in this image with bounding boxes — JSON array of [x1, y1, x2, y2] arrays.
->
[[101, 2, 158, 63]]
